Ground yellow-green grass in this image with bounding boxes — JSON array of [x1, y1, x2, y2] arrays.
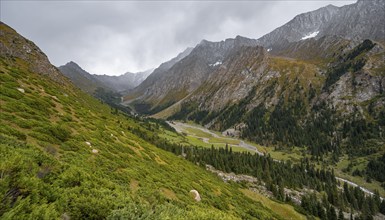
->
[[241, 189, 306, 220], [167, 122, 254, 153], [258, 146, 304, 162], [183, 127, 213, 138], [208, 137, 240, 145], [151, 101, 182, 119], [158, 129, 186, 143]]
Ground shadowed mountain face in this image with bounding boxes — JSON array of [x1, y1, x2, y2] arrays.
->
[[125, 0, 385, 155]]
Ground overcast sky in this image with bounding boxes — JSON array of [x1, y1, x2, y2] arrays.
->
[[1, 1, 355, 75]]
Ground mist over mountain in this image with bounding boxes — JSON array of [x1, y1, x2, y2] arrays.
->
[[58, 61, 152, 94]]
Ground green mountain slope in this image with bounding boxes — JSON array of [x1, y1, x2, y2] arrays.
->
[[0, 22, 287, 219]]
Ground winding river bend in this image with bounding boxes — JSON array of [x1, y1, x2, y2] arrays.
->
[[168, 121, 384, 200]]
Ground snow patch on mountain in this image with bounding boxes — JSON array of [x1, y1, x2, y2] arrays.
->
[[209, 61, 222, 67], [301, 31, 319, 40]]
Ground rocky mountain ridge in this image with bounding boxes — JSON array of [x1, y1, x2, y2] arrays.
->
[[258, 0, 385, 50], [125, 36, 261, 113], [127, 0, 385, 113]]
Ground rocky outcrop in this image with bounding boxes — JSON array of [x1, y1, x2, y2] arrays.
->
[[0, 22, 67, 84]]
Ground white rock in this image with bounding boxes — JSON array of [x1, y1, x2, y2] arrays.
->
[[190, 189, 201, 202], [92, 149, 99, 154], [85, 141, 91, 146], [209, 61, 222, 67], [17, 88, 25, 93]]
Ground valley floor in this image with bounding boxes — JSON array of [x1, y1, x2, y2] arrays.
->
[[167, 120, 385, 199]]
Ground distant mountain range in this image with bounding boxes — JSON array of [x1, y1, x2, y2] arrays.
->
[[124, 0, 385, 154], [58, 61, 152, 94]]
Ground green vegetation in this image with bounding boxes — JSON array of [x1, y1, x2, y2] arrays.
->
[[241, 189, 306, 220], [134, 123, 385, 219], [365, 153, 385, 183]]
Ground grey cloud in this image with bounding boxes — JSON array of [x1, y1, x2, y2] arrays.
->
[[1, 1, 355, 75]]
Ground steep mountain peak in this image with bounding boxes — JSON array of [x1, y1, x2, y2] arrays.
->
[[58, 61, 106, 93], [258, 0, 384, 49], [324, 4, 338, 9], [67, 60, 77, 65], [63, 61, 86, 72]]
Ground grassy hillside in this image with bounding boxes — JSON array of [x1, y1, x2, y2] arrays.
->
[[0, 39, 291, 219]]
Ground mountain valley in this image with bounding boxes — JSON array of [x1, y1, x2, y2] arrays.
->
[[1, 0, 385, 219]]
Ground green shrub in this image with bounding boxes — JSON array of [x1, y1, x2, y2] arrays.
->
[[0, 124, 27, 141], [0, 86, 23, 100], [60, 141, 80, 152], [29, 132, 57, 143], [32, 124, 72, 143], [49, 125, 71, 142]]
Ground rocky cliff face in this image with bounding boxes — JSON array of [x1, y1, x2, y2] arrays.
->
[[0, 22, 67, 84], [125, 36, 260, 113], [187, 46, 268, 111]]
